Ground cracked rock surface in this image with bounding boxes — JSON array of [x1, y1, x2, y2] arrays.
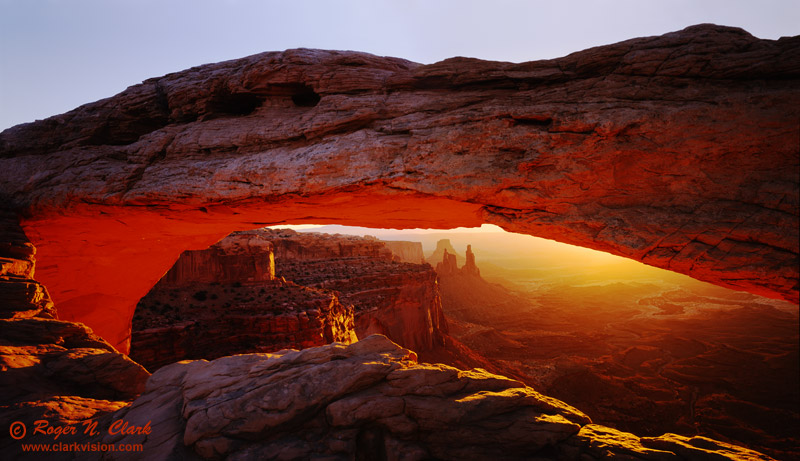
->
[[96, 335, 774, 460], [0, 210, 149, 459], [0, 212, 778, 459], [0, 24, 797, 353]]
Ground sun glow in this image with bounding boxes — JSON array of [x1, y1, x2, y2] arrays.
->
[[273, 223, 699, 286]]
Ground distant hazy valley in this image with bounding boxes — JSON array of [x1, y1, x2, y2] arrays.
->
[[125, 224, 800, 459], [296, 225, 800, 460]]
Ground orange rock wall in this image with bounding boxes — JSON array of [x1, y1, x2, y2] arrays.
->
[[261, 229, 449, 352], [1, 25, 797, 351], [130, 280, 356, 371], [384, 240, 425, 264], [352, 269, 449, 352], [157, 232, 275, 286]]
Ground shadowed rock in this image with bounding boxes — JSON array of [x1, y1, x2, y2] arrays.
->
[[96, 335, 774, 460], [0, 24, 796, 352], [261, 229, 449, 352], [0, 210, 149, 459], [0, 211, 778, 459]]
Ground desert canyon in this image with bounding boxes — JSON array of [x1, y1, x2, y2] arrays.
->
[[0, 24, 798, 460]]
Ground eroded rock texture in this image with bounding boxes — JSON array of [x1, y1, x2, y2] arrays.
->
[[0, 211, 149, 458], [133, 228, 504, 376], [268, 229, 394, 261], [130, 229, 449, 371], [0, 25, 797, 352], [156, 230, 275, 286], [384, 240, 425, 264], [246, 229, 449, 353], [0, 215, 778, 460], [130, 230, 356, 371], [131, 278, 356, 371], [97, 335, 774, 460]]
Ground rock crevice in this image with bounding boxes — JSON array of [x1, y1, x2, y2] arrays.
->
[[101, 335, 776, 460], [0, 24, 796, 355], [0, 211, 781, 460]]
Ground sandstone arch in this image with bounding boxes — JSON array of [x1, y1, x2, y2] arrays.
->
[[1, 24, 798, 352]]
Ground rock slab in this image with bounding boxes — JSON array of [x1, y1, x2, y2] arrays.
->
[[98, 335, 774, 460], [0, 24, 797, 353]]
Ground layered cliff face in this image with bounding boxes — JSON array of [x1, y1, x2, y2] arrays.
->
[[259, 229, 449, 353], [156, 230, 275, 287], [133, 227, 502, 376], [130, 278, 356, 371], [268, 228, 394, 261], [0, 215, 780, 460], [342, 268, 448, 353], [130, 230, 356, 371], [0, 211, 149, 459], [384, 240, 425, 264], [130, 229, 447, 371], [0, 210, 55, 321], [0, 25, 795, 352]]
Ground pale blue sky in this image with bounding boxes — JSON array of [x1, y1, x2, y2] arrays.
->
[[1, 0, 797, 130]]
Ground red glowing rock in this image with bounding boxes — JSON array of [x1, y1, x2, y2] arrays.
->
[[0, 210, 780, 459], [384, 240, 425, 264], [0, 211, 148, 458], [0, 24, 797, 353], [250, 229, 450, 353], [130, 231, 358, 371], [101, 335, 776, 460]]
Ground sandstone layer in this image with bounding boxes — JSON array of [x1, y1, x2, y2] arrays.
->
[[93, 335, 774, 460], [130, 229, 446, 371], [0, 214, 778, 460], [268, 229, 394, 261], [0, 24, 796, 354], [130, 230, 356, 371], [156, 230, 275, 286], [0, 211, 149, 458], [132, 228, 503, 377], [384, 240, 425, 264], [257, 229, 449, 353]]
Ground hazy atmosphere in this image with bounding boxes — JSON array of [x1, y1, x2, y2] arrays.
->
[[1, 0, 798, 129], [1, 1, 797, 459]]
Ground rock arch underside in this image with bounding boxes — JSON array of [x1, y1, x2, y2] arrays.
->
[[2, 24, 800, 461], [1, 24, 798, 358]]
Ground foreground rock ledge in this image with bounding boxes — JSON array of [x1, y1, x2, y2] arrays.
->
[[0, 24, 798, 352], [0, 210, 150, 457], [90, 335, 772, 460], [0, 211, 772, 459]]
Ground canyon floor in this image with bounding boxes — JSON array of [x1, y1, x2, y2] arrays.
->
[[439, 261, 799, 460], [130, 225, 800, 459], [1, 24, 798, 460], [3, 218, 794, 460]]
